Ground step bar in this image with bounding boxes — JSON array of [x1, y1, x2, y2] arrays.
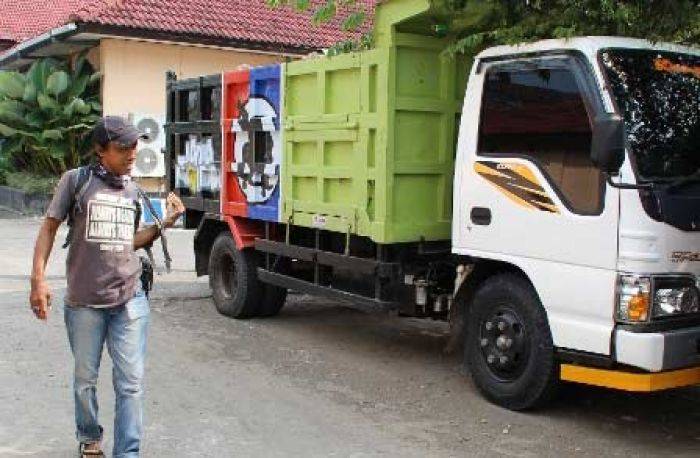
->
[[257, 269, 396, 311], [254, 239, 397, 277]]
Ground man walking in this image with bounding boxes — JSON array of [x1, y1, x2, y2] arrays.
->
[[29, 116, 185, 457]]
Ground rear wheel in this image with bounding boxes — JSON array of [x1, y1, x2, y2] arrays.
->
[[465, 273, 558, 410], [208, 233, 288, 318], [208, 234, 261, 318], [257, 256, 289, 317]]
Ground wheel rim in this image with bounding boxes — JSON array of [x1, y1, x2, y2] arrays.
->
[[219, 253, 237, 299], [478, 306, 530, 381]]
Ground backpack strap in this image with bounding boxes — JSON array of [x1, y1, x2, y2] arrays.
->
[[131, 197, 157, 281], [62, 166, 93, 249], [134, 184, 172, 273]]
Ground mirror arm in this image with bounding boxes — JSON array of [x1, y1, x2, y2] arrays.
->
[[605, 173, 653, 190]]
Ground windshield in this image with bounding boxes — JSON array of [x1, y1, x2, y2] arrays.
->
[[600, 48, 700, 181]]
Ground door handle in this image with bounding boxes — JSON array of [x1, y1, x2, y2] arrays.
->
[[470, 207, 492, 225]]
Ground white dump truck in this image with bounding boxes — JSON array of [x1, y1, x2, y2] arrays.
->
[[167, 3, 700, 410]]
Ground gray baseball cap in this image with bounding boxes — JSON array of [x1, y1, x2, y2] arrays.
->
[[92, 116, 148, 147]]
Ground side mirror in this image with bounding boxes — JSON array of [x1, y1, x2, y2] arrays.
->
[[591, 113, 625, 174]]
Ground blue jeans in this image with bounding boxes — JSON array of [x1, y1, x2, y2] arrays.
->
[[64, 287, 150, 458]]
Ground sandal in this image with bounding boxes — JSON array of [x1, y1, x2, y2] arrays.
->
[[79, 443, 105, 457]]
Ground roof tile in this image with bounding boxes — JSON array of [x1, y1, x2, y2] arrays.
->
[[0, 0, 376, 49]]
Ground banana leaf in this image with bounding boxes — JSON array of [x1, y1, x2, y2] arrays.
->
[[65, 74, 89, 101], [0, 100, 27, 125], [42, 129, 63, 140], [49, 143, 68, 161], [23, 82, 37, 104], [72, 52, 88, 78], [37, 93, 60, 113], [64, 98, 81, 117], [0, 72, 26, 100], [0, 122, 39, 140], [0, 122, 19, 137], [46, 71, 70, 98], [27, 60, 53, 94], [24, 112, 43, 128]]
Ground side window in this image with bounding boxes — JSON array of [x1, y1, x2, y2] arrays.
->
[[478, 59, 603, 215]]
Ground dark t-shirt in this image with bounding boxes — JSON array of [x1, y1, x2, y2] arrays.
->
[[46, 168, 141, 308]]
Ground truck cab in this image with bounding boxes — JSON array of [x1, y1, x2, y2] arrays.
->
[[453, 37, 700, 402]]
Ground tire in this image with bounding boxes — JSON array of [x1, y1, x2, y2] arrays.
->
[[208, 233, 262, 318], [257, 256, 289, 317], [258, 285, 287, 317], [465, 273, 558, 410], [208, 233, 288, 318]]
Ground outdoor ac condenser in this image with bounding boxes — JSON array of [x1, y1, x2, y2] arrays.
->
[[131, 113, 166, 178]]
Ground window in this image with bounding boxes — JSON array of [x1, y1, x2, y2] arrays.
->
[[478, 58, 603, 215], [601, 49, 700, 181]]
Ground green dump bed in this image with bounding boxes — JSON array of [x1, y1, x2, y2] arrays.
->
[[282, 0, 470, 244]]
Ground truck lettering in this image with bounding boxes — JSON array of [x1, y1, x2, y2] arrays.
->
[[671, 251, 700, 263]]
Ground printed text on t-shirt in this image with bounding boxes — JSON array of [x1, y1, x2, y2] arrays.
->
[[85, 197, 136, 244]]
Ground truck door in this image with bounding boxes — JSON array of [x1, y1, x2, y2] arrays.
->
[[453, 54, 620, 355]]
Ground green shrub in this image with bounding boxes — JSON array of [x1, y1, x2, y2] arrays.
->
[[4, 171, 59, 195], [0, 52, 102, 177]]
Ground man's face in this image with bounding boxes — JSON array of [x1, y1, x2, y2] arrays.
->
[[99, 141, 138, 176]]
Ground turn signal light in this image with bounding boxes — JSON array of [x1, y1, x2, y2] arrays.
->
[[627, 294, 650, 321], [616, 275, 651, 323]]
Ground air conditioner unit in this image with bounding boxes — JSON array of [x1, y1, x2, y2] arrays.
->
[[131, 114, 166, 178]]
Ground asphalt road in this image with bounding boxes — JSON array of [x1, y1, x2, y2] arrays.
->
[[1, 214, 700, 457]]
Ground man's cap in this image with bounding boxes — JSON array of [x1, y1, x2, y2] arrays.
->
[[91, 116, 147, 147]]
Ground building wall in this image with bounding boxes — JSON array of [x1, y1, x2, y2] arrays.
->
[[100, 38, 283, 117], [98, 38, 285, 191]]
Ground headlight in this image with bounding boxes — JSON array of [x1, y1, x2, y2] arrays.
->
[[653, 277, 700, 318], [616, 275, 651, 323], [616, 274, 700, 323]]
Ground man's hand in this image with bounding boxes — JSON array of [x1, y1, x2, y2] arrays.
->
[[134, 193, 185, 250], [163, 192, 185, 229], [29, 279, 52, 321], [30, 217, 61, 321]]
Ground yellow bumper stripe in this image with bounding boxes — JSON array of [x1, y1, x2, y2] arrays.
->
[[560, 364, 700, 392]]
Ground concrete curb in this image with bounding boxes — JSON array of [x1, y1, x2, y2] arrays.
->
[[0, 186, 50, 216]]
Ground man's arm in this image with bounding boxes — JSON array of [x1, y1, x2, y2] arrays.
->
[[29, 217, 62, 320], [133, 192, 185, 250], [133, 225, 160, 251]]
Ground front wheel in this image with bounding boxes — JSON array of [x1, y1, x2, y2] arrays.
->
[[465, 273, 558, 410]]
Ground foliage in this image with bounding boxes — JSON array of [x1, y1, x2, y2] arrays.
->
[[266, 0, 366, 30], [4, 171, 59, 195], [267, 0, 700, 55], [0, 52, 102, 177], [265, 0, 373, 55], [441, 0, 700, 55], [325, 33, 374, 56]]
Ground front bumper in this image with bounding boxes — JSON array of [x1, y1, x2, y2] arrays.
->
[[560, 365, 700, 392], [615, 325, 700, 372], [559, 324, 700, 392]]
